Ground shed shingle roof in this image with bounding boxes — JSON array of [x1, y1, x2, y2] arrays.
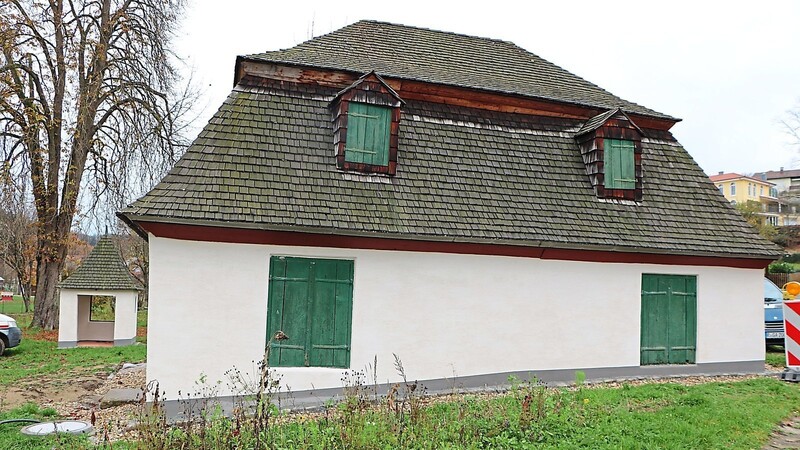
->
[[755, 169, 800, 180], [245, 20, 676, 121], [59, 236, 139, 291], [120, 77, 779, 259]]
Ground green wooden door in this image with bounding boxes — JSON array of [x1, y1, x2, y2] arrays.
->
[[267, 256, 354, 368], [640, 274, 697, 365]]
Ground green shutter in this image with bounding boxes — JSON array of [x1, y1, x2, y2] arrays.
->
[[604, 139, 635, 189], [345, 102, 391, 166], [640, 274, 697, 365], [267, 256, 354, 368]]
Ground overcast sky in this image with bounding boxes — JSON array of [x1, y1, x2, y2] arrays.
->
[[173, 0, 800, 176]]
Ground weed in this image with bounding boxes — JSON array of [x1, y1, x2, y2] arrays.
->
[[109, 363, 800, 449]]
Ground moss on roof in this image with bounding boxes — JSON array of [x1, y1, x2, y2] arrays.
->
[[120, 77, 780, 260], [59, 236, 140, 291]]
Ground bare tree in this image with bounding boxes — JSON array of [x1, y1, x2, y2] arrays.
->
[[0, 0, 192, 329], [784, 105, 800, 152], [0, 182, 36, 312], [116, 230, 148, 307]]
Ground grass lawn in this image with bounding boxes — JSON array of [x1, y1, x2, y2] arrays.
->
[[766, 345, 786, 368], [0, 296, 33, 330], [0, 296, 146, 448], [0, 295, 146, 387], [0, 338, 146, 387], [119, 377, 800, 450], [0, 404, 90, 450], [1, 377, 794, 449]]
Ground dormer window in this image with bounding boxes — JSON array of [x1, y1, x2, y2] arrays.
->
[[575, 108, 644, 201], [332, 71, 403, 175]]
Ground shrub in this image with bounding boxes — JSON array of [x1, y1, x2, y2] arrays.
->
[[768, 262, 795, 273], [780, 253, 800, 263]]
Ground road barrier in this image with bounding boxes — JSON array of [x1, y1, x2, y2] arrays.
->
[[782, 300, 800, 381]]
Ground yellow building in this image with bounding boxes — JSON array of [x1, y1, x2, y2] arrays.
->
[[709, 172, 782, 225]]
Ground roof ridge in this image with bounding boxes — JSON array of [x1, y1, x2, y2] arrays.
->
[[244, 20, 677, 121], [253, 19, 519, 57], [336, 20, 519, 47]]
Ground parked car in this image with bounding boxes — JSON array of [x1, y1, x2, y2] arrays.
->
[[764, 278, 785, 346], [0, 313, 21, 355]]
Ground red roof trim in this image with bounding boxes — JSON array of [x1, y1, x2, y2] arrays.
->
[[136, 221, 772, 270]]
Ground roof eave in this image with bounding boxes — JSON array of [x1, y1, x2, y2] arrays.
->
[[123, 214, 780, 261], [117, 210, 149, 241]]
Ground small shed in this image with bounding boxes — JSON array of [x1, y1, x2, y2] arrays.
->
[[57, 236, 140, 348]]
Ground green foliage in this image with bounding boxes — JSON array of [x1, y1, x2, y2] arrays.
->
[[766, 348, 786, 368], [780, 253, 800, 263], [0, 296, 34, 316], [768, 262, 796, 273], [735, 200, 778, 240], [89, 296, 115, 322], [118, 377, 799, 450], [0, 404, 89, 450]]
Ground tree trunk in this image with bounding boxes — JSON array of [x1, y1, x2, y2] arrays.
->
[[31, 228, 68, 330], [31, 259, 61, 329], [16, 279, 31, 313]]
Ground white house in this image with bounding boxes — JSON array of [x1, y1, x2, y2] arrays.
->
[[119, 21, 779, 413], [58, 236, 140, 348]]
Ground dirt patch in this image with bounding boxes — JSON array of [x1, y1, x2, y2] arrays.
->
[[28, 328, 58, 342], [763, 416, 800, 449], [0, 367, 112, 409]]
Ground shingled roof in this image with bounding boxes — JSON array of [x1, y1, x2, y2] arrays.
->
[[60, 236, 139, 291], [120, 70, 780, 259], [244, 20, 676, 121]]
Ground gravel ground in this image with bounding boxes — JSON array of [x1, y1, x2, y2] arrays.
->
[[42, 363, 145, 443]]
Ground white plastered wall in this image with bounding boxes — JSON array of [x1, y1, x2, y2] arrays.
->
[[58, 288, 139, 345], [147, 235, 764, 400]]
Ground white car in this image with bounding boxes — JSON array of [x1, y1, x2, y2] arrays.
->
[[0, 313, 21, 355]]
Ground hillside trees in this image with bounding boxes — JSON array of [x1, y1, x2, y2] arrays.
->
[[0, 0, 192, 329], [735, 200, 777, 241]]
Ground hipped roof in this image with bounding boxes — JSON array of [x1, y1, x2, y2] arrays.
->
[[59, 236, 140, 291]]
